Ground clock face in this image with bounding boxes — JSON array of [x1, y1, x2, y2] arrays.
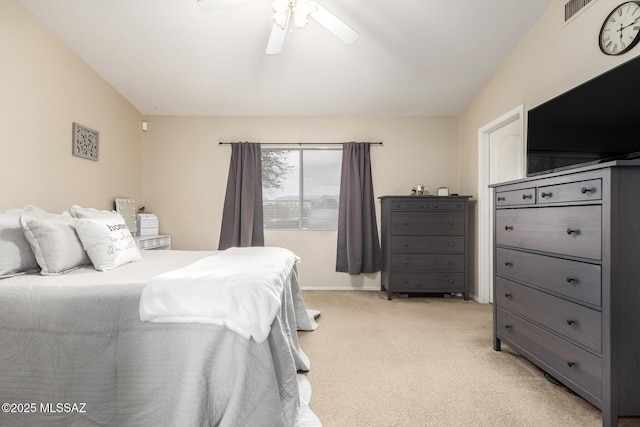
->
[[599, 1, 640, 55]]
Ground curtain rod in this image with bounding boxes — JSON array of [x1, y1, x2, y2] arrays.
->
[[218, 142, 383, 146]]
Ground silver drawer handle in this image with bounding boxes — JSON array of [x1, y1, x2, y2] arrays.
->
[[497, 196, 505, 201], [566, 319, 576, 326], [504, 225, 513, 231], [403, 241, 408, 247], [504, 261, 513, 267], [522, 194, 533, 199], [566, 276, 576, 283], [540, 192, 552, 198], [566, 228, 579, 235], [581, 187, 594, 194], [567, 361, 576, 368]]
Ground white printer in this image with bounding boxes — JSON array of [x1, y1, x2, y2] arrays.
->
[[136, 213, 159, 236]]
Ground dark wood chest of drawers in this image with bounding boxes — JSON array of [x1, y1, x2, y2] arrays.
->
[[380, 195, 471, 300], [491, 162, 640, 427]]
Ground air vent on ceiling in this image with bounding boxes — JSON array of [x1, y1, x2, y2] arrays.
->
[[565, 0, 592, 21]]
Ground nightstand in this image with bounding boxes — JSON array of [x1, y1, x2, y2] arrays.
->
[[134, 235, 172, 250]]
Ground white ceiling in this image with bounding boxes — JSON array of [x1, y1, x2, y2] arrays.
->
[[19, 0, 553, 116]]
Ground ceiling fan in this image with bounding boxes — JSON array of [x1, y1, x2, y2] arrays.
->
[[197, 0, 359, 55]]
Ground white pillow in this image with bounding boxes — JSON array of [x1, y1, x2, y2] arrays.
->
[[20, 213, 91, 275], [69, 205, 116, 219], [0, 212, 39, 278], [5, 204, 49, 216], [74, 214, 142, 272], [0, 205, 52, 278]]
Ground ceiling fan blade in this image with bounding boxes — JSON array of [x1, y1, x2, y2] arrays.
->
[[266, 22, 288, 55], [196, 0, 263, 10], [309, 1, 359, 45]]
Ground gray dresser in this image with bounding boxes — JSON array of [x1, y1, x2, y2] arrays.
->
[[380, 195, 471, 300], [491, 161, 640, 427]]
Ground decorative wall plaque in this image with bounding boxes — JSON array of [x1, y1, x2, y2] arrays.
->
[[72, 122, 99, 161]]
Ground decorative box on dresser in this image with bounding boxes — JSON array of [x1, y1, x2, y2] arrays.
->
[[380, 195, 471, 301], [134, 234, 172, 250], [491, 161, 640, 427]]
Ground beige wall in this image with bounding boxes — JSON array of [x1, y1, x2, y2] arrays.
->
[[142, 116, 460, 289], [15, 0, 633, 294], [458, 0, 640, 297], [1, 0, 143, 213]]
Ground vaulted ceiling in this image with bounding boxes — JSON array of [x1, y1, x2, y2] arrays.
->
[[19, 0, 553, 116]]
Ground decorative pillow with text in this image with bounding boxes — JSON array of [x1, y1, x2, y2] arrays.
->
[[74, 214, 142, 271]]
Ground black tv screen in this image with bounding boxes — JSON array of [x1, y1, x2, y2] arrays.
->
[[527, 56, 640, 176]]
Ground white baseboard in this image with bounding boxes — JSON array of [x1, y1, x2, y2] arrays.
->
[[300, 287, 484, 303], [300, 286, 381, 291]]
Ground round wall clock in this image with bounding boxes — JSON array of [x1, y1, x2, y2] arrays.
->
[[599, 1, 640, 55]]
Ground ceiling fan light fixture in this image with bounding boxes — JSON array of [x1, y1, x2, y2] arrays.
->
[[272, 0, 290, 29], [273, 10, 289, 29], [292, 0, 313, 28], [272, 0, 288, 12]]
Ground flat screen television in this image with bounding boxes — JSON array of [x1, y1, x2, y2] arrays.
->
[[526, 56, 640, 176]]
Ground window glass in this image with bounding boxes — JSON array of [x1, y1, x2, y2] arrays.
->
[[262, 147, 342, 230]]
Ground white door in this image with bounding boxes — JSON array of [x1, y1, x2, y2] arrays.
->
[[477, 105, 525, 304], [490, 120, 522, 186]]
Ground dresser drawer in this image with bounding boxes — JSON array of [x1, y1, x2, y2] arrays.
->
[[391, 236, 465, 253], [389, 200, 429, 210], [537, 179, 602, 204], [427, 200, 465, 210], [391, 272, 465, 292], [391, 254, 465, 271], [496, 307, 601, 400], [496, 278, 601, 352], [495, 248, 601, 307], [391, 211, 465, 235], [495, 188, 536, 206], [495, 206, 601, 260]]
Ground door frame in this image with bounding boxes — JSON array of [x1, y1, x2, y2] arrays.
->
[[476, 104, 525, 303]]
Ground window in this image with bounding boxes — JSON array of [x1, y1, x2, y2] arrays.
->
[[262, 146, 342, 230]]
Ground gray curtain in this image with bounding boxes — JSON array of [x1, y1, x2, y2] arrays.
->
[[336, 142, 382, 274], [218, 142, 264, 250]]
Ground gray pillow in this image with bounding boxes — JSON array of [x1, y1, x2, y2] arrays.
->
[[69, 204, 117, 219], [0, 205, 49, 278], [20, 213, 91, 275]]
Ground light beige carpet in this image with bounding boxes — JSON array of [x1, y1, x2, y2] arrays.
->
[[298, 290, 640, 427]]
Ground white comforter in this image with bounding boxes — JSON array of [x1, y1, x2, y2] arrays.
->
[[139, 246, 299, 343]]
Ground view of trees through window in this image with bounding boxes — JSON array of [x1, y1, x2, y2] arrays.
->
[[262, 147, 342, 230]]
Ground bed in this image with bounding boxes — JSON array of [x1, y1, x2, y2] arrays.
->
[[0, 206, 320, 427]]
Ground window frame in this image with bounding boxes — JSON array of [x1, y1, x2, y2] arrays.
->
[[261, 145, 342, 231]]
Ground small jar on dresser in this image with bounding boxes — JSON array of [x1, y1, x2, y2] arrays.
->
[[379, 195, 471, 300]]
